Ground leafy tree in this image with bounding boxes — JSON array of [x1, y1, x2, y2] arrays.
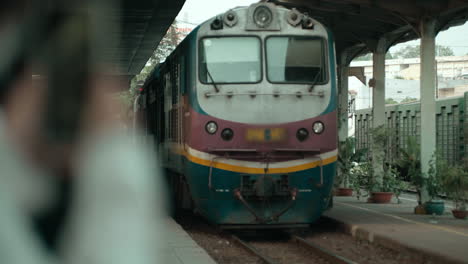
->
[[385, 98, 398, 104], [393, 45, 454, 59], [147, 21, 181, 66], [126, 21, 182, 104], [353, 52, 392, 61], [393, 46, 420, 59], [401, 97, 418, 103], [354, 53, 372, 61], [437, 45, 455, 57]]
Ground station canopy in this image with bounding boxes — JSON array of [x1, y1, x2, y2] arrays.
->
[[278, 0, 468, 63], [117, 0, 467, 75], [113, 0, 185, 76]]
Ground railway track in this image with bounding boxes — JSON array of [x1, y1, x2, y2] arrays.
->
[[231, 233, 358, 264]]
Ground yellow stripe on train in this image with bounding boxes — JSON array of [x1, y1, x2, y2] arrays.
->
[[184, 152, 337, 174]]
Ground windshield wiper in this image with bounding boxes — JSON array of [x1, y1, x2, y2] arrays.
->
[[206, 67, 220, 93], [308, 68, 322, 92]]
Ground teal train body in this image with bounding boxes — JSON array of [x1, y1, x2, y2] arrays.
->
[[136, 2, 338, 228]]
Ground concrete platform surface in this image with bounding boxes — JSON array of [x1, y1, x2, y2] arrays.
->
[[325, 195, 468, 264], [160, 218, 216, 264]]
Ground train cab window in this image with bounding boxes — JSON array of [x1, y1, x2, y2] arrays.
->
[[266, 36, 327, 84], [199, 37, 261, 84]]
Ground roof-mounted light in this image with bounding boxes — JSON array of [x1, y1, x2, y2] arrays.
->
[[211, 16, 223, 30], [287, 9, 302, 27], [253, 5, 273, 28], [302, 15, 314, 29], [224, 11, 238, 27]]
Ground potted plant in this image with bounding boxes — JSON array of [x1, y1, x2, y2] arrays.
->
[[424, 156, 445, 215], [366, 125, 396, 203], [369, 165, 401, 203], [350, 162, 371, 200], [396, 136, 425, 214], [441, 164, 468, 219], [336, 138, 367, 196]]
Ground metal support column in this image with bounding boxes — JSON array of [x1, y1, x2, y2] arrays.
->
[[338, 53, 350, 142], [337, 51, 350, 188], [371, 38, 388, 187], [420, 19, 437, 203]]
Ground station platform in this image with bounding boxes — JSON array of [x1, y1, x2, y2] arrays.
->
[[161, 218, 216, 264], [324, 195, 468, 264]]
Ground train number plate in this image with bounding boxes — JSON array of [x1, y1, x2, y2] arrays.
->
[[246, 128, 287, 142]]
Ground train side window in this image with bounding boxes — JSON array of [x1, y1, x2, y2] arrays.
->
[[164, 72, 172, 141], [180, 56, 186, 94]]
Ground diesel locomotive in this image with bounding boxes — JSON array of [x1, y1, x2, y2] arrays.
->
[[135, 2, 338, 228]]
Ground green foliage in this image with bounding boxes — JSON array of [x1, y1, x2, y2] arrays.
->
[[401, 97, 418, 104], [148, 21, 182, 66], [393, 45, 420, 59], [393, 177, 409, 204], [353, 52, 393, 61], [348, 162, 399, 197], [368, 125, 403, 193], [385, 98, 398, 105], [393, 45, 455, 59], [350, 162, 372, 200], [354, 53, 372, 61], [127, 21, 182, 108], [380, 166, 402, 193], [370, 125, 389, 149], [440, 164, 468, 210], [337, 138, 367, 188], [425, 155, 445, 200], [396, 136, 423, 203], [437, 45, 455, 57]]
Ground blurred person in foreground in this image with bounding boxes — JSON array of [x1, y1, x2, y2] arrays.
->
[[0, 2, 167, 264]]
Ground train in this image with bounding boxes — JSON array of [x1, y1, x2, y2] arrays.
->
[[135, 2, 338, 228]]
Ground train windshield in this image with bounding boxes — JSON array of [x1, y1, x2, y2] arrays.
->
[[199, 37, 262, 84], [266, 36, 327, 84]]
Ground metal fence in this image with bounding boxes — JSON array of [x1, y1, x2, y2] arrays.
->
[[355, 92, 467, 166]]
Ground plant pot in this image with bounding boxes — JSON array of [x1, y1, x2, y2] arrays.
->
[[370, 192, 393, 203], [414, 204, 426, 215], [425, 200, 445, 215], [451, 210, 467, 219], [336, 188, 353, 196]]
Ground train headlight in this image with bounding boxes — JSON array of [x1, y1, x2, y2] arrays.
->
[[206, 121, 218, 134], [253, 6, 273, 28], [312, 122, 324, 134], [221, 128, 234, 141], [296, 128, 309, 142]]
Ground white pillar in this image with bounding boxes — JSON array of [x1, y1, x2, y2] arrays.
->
[[420, 19, 437, 203], [371, 38, 387, 187]]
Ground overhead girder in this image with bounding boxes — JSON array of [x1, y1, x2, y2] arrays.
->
[[280, 0, 468, 63]]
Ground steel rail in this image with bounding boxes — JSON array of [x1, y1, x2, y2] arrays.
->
[[292, 235, 358, 264], [231, 235, 279, 264]]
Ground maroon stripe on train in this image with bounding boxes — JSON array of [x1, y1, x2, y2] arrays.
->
[[184, 108, 337, 157]]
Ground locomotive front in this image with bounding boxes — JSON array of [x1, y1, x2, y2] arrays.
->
[[185, 2, 337, 227]]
